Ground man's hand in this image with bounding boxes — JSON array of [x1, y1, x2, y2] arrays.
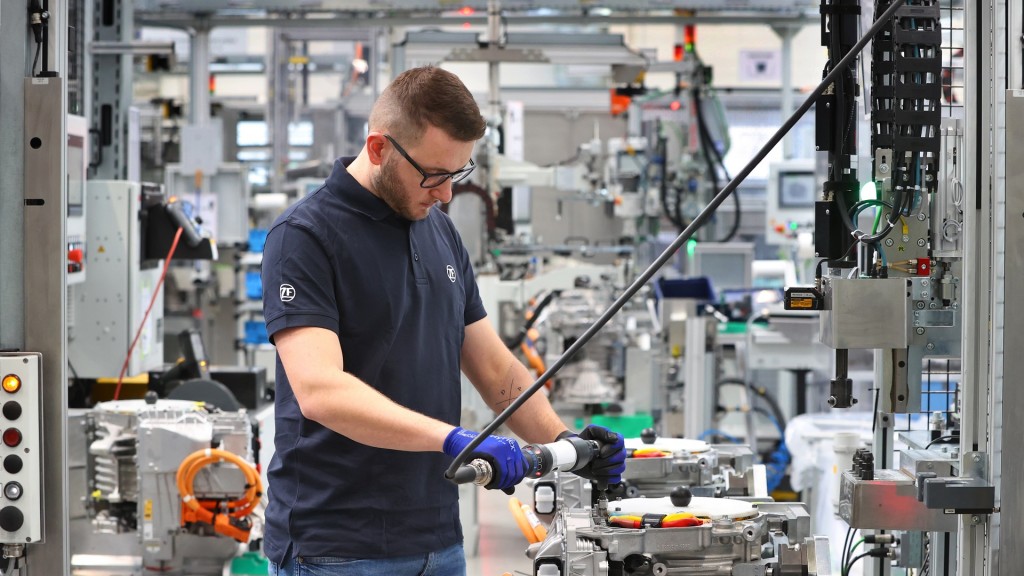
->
[[560, 425, 626, 489], [443, 427, 528, 491]]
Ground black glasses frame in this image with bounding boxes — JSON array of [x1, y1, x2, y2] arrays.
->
[[383, 134, 475, 189]]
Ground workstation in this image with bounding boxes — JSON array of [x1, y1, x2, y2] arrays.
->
[[0, 0, 1014, 574]]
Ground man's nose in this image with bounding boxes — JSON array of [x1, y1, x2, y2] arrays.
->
[[430, 179, 454, 204]]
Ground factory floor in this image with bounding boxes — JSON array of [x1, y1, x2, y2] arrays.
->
[[466, 483, 535, 576]]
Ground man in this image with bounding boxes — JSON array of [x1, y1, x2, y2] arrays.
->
[[261, 66, 625, 576]]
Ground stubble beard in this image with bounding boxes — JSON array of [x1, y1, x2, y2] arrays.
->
[[371, 157, 429, 221]]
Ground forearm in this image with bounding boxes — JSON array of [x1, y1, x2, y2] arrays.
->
[[299, 370, 453, 452], [480, 355, 568, 445]]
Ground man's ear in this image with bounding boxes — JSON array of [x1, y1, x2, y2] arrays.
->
[[366, 132, 388, 165]]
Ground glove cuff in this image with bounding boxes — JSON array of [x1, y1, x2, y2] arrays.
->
[[555, 429, 576, 442], [442, 426, 468, 457]]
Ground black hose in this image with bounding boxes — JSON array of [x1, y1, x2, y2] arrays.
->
[[694, 86, 741, 242], [444, 0, 908, 480], [716, 379, 787, 430], [657, 132, 684, 231]]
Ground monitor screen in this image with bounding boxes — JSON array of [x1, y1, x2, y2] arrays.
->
[[236, 120, 269, 147], [697, 253, 750, 291], [288, 121, 314, 146], [778, 171, 817, 208]]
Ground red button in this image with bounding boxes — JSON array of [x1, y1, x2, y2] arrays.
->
[[68, 249, 84, 263], [2, 429, 21, 448]]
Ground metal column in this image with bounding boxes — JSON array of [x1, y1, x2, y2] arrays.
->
[[0, 0, 30, 349], [961, 0, 999, 573], [190, 22, 211, 127]]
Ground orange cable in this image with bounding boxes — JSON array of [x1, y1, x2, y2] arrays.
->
[[113, 227, 184, 400]]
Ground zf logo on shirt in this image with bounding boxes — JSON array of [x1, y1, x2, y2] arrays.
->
[[280, 284, 296, 302], [446, 265, 457, 283]]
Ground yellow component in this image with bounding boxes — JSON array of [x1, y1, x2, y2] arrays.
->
[[144, 499, 153, 521], [91, 490, 102, 499], [521, 503, 548, 542], [95, 374, 149, 385], [1, 375, 21, 393], [671, 345, 682, 358], [789, 298, 814, 309], [288, 55, 310, 65], [508, 497, 539, 544]]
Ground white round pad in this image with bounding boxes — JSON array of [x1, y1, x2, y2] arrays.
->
[[609, 496, 757, 520], [624, 437, 711, 454]]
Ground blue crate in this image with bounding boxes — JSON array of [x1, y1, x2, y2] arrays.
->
[[248, 229, 269, 253], [245, 271, 263, 300], [244, 320, 270, 345]]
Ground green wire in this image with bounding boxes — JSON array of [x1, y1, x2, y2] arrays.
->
[[843, 538, 865, 576]]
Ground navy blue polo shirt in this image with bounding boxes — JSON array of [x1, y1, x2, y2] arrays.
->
[[261, 157, 486, 563]]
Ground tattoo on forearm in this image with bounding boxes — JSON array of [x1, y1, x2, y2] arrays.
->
[[495, 360, 523, 409]]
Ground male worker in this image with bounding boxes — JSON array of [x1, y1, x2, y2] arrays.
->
[[261, 65, 626, 576]]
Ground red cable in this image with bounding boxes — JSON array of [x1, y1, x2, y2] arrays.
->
[[113, 227, 185, 401]]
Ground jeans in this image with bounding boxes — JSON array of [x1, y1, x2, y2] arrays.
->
[[269, 543, 466, 576]]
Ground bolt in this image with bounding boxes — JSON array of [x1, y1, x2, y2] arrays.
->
[[917, 327, 926, 335], [930, 302, 940, 309], [826, 209, 831, 215], [972, 515, 982, 525], [885, 238, 895, 247], [974, 454, 981, 462], [880, 163, 890, 174], [903, 235, 911, 242], [927, 343, 936, 351], [918, 213, 927, 221], [916, 302, 926, 310], [918, 239, 927, 247], [922, 279, 930, 287], [922, 291, 930, 298]]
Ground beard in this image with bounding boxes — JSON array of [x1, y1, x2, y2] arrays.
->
[[371, 156, 430, 221]]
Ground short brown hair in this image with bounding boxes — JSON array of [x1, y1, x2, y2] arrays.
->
[[369, 66, 486, 145]]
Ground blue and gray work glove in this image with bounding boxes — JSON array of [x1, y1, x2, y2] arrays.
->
[[558, 425, 627, 489], [443, 426, 527, 493]]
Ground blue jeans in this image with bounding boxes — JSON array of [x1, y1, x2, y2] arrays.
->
[[269, 543, 466, 576]]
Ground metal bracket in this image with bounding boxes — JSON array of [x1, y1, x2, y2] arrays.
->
[[89, 41, 174, 55]]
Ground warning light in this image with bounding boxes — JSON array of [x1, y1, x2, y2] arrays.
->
[[669, 100, 682, 111], [458, 6, 474, 16], [684, 25, 697, 53], [673, 44, 684, 62], [1, 376, 20, 394], [2, 428, 21, 448]]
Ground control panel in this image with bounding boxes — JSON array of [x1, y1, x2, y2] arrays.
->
[[765, 159, 818, 246], [0, 353, 43, 543]]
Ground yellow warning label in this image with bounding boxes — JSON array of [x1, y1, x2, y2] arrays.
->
[[144, 499, 153, 521], [98, 245, 106, 253]]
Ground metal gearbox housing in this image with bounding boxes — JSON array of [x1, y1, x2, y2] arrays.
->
[[83, 399, 254, 573], [531, 501, 830, 575]]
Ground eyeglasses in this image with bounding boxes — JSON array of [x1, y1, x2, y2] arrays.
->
[[383, 134, 475, 189]]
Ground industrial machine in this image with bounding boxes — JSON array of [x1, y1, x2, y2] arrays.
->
[[530, 494, 830, 575], [78, 398, 261, 575], [530, 435, 766, 522]]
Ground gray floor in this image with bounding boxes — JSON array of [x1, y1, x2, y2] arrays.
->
[[465, 484, 536, 576]]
